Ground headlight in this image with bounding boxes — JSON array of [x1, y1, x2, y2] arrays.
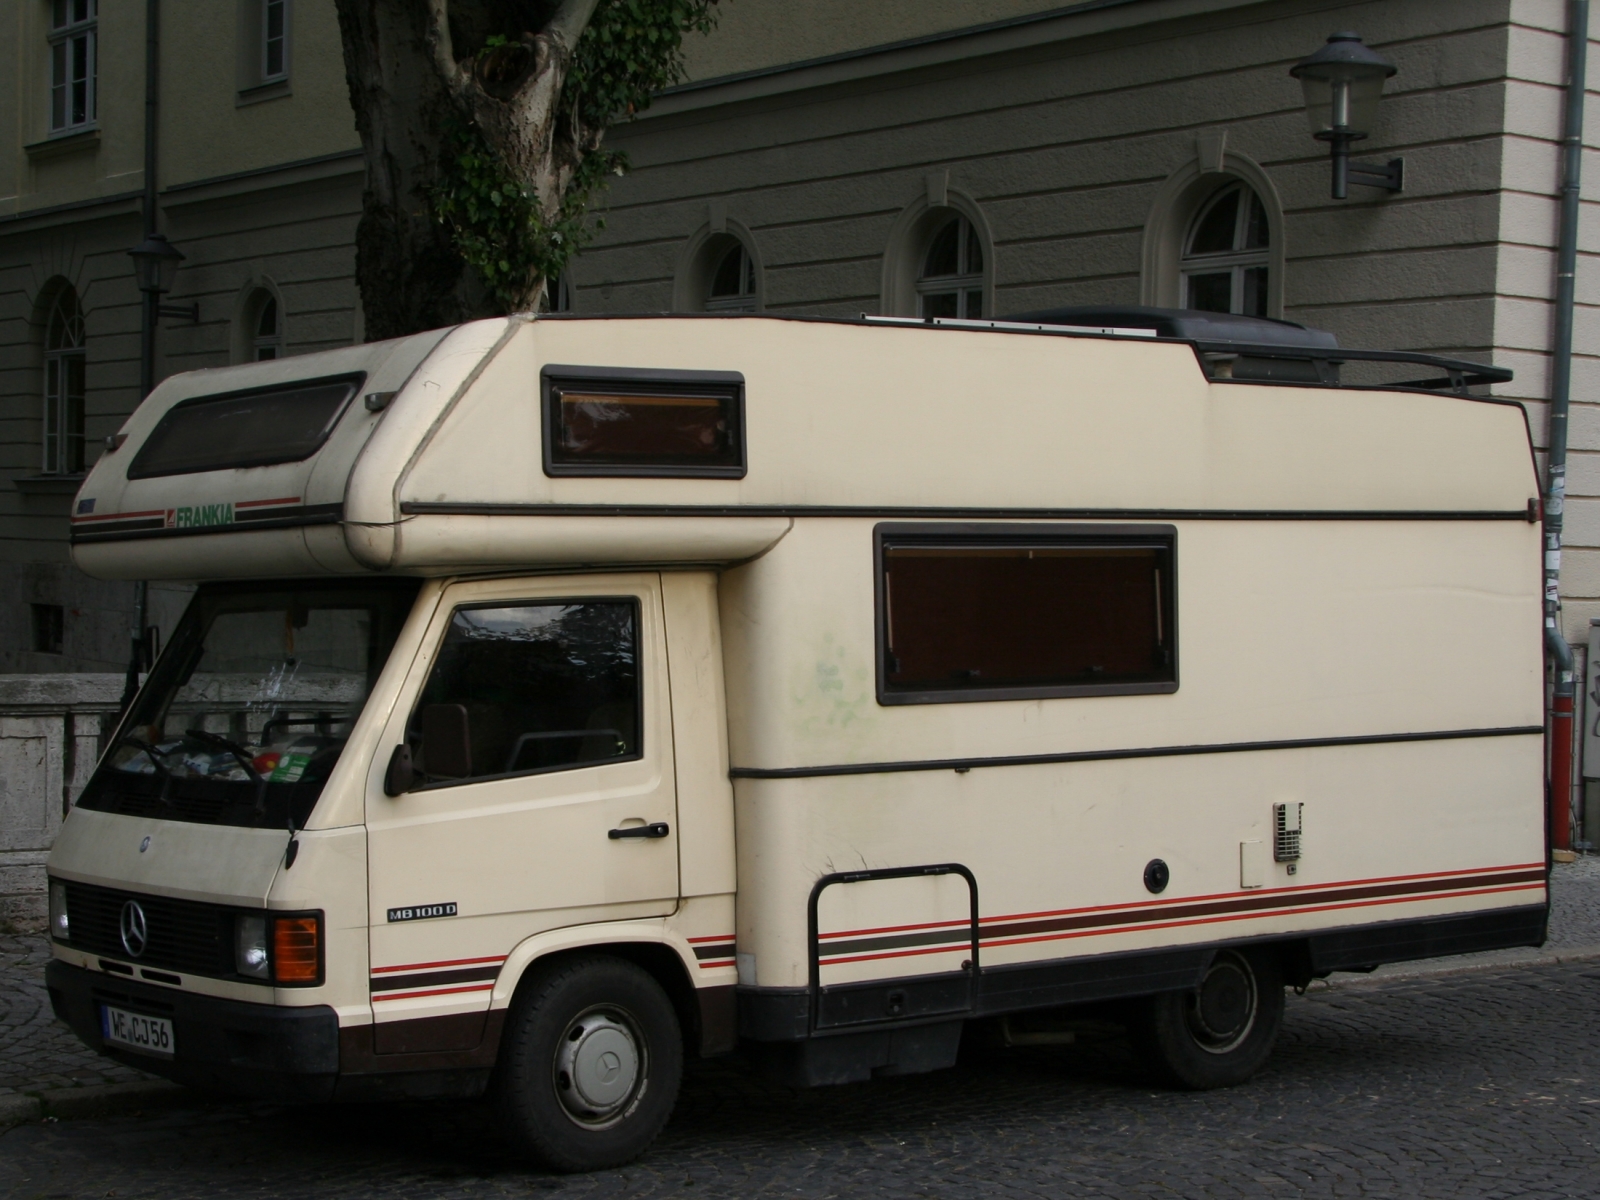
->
[[48, 881, 69, 942], [235, 914, 269, 979]]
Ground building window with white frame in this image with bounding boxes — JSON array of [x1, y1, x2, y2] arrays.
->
[[705, 242, 757, 312], [49, 0, 97, 134], [262, 0, 288, 80], [251, 292, 282, 359], [1180, 182, 1270, 316], [917, 215, 984, 319], [43, 284, 87, 475]]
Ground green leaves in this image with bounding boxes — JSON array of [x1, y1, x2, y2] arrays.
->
[[430, 0, 718, 314]]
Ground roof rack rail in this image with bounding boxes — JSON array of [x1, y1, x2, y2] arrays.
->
[[1191, 342, 1512, 395]]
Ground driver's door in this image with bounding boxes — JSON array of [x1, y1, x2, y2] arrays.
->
[[364, 574, 678, 1047]]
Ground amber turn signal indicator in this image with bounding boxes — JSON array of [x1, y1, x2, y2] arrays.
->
[[272, 915, 321, 984]]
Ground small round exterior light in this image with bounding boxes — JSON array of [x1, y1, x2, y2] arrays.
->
[[126, 232, 185, 295], [1290, 32, 1401, 199]]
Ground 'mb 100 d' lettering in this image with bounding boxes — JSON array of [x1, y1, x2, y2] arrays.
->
[[386, 902, 458, 923]]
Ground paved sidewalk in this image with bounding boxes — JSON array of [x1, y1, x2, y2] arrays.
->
[[3, 859, 1597, 1114]]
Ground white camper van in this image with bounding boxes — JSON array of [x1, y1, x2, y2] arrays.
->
[[45, 310, 1546, 1170]]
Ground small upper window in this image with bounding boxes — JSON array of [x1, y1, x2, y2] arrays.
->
[[542, 368, 746, 478], [406, 600, 641, 789], [253, 294, 281, 360], [917, 215, 984, 320], [705, 243, 757, 312], [48, 0, 97, 134], [127, 374, 362, 479], [262, 0, 287, 80], [1181, 183, 1270, 317], [540, 273, 572, 313], [877, 525, 1177, 705], [43, 283, 86, 475]]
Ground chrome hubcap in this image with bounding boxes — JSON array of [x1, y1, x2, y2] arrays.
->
[[553, 1007, 645, 1128], [1185, 951, 1257, 1054]]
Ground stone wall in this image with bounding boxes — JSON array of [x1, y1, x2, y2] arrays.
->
[[0, 674, 120, 930]]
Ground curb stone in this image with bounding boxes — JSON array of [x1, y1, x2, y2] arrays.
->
[[1, 1081, 200, 1128], [0, 1093, 42, 1127]]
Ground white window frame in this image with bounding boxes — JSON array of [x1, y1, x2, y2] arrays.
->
[[42, 287, 87, 475], [261, 0, 289, 82], [251, 291, 282, 360], [1179, 183, 1271, 317], [704, 243, 757, 313], [48, 0, 98, 135], [916, 215, 985, 320]]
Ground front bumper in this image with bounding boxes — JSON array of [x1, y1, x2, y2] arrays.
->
[[46, 959, 339, 1102]]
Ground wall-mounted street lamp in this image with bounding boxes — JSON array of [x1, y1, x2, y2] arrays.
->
[[1291, 32, 1402, 200], [126, 232, 197, 398]]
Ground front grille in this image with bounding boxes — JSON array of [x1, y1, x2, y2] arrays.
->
[[60, 881, 240, 980]]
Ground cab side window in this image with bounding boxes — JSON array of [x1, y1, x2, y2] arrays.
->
[[408, 600, 640, 787]]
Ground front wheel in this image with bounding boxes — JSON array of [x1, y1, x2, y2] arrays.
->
[[495, 956, 683, 1172], [1133, 947, 1284, 1089]]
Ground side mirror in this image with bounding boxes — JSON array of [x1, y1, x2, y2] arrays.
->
[[383, 744, 414, 796], [419, 703, 472, 779]]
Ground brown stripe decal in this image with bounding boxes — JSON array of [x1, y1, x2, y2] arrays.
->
[[690, 937, 736, 968], [817, 865, 1546, 964], [370, 963, 501, 994]]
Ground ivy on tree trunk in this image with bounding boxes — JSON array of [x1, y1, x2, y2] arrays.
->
[[335, 0, 717, 341]]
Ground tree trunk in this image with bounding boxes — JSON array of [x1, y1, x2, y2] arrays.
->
[[336, 0, 480, 342], [336, 0, 601, 340]]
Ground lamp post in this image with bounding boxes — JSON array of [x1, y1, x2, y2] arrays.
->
[[1291, 32, 1402, 199], [126, 232, 192, 399], [120, 231, 190, 712]]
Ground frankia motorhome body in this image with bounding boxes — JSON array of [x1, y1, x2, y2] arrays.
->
[[45, 310, 1546, 1170]]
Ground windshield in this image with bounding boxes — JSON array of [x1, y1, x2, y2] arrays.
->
[[76, 579, 421, 829]]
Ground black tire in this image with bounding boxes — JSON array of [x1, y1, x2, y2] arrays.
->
[[495, 955, 683, 1172], [1133, 947, 1284, 1090]]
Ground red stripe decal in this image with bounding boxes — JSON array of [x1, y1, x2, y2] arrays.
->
[[372, 983, 495, 1002], [816, 882, 1547, 966], [371, 954, 506, 976], [817, 862, 1544, 943], [71, 508, 167, 524], [687, 934, 736, 944]]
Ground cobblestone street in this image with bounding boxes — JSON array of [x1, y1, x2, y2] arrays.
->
[[2, 862, 1597, 1198]]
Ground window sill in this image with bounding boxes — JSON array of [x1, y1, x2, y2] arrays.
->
[[24, 128, 100, 161], [237, 79, 291, 107], [14, 473, 87, 495]]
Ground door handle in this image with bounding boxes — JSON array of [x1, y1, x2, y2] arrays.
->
[[609, 822, 670, 840]]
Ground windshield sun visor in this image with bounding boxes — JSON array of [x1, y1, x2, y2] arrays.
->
[[127, 374, 364, 480]]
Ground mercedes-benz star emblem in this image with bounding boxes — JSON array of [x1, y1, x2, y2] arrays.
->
[[119, 900, 148, 959]]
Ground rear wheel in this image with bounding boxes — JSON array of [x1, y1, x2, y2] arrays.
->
[[495, 956, 682, 1172], [1134, 948, 1283, 1089]]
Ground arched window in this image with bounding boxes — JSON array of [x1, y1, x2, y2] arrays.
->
[[917, 215, 984, 320], [42, 284, 86, 475], [1180, 183, 1270, 316], [252, 292, 281, 359], [705, 242, 757, 312]]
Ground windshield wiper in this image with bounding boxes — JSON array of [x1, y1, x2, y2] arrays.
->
[[184, 729, 272, 816], [115, 736, 179, 805]]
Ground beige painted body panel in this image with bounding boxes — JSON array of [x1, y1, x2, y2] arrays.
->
[[51, 314, 1543, 1036]]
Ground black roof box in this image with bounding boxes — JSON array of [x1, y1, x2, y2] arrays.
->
[[1001, 305, 1340, 350]]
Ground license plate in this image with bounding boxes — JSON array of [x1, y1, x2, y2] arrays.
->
[[99, 1005, 175, 1058]]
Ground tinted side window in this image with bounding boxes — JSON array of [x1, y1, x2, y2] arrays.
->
[[409, 600, 640, 787], [879, 527, 1176, 704]]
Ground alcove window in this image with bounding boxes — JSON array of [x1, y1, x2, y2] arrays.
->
[[705, 243, 757, 312], [1181, 183, 1270, 316], [49, 0, 97, 133], [252, 294, 281, 360], [43, 284, 86, 475], [262, 0, 287, 80], [917, 215, 984, 319]]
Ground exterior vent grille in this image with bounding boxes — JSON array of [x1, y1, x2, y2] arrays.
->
[[1274, 802, 1303, 863], [58, 881, 240, 980]]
